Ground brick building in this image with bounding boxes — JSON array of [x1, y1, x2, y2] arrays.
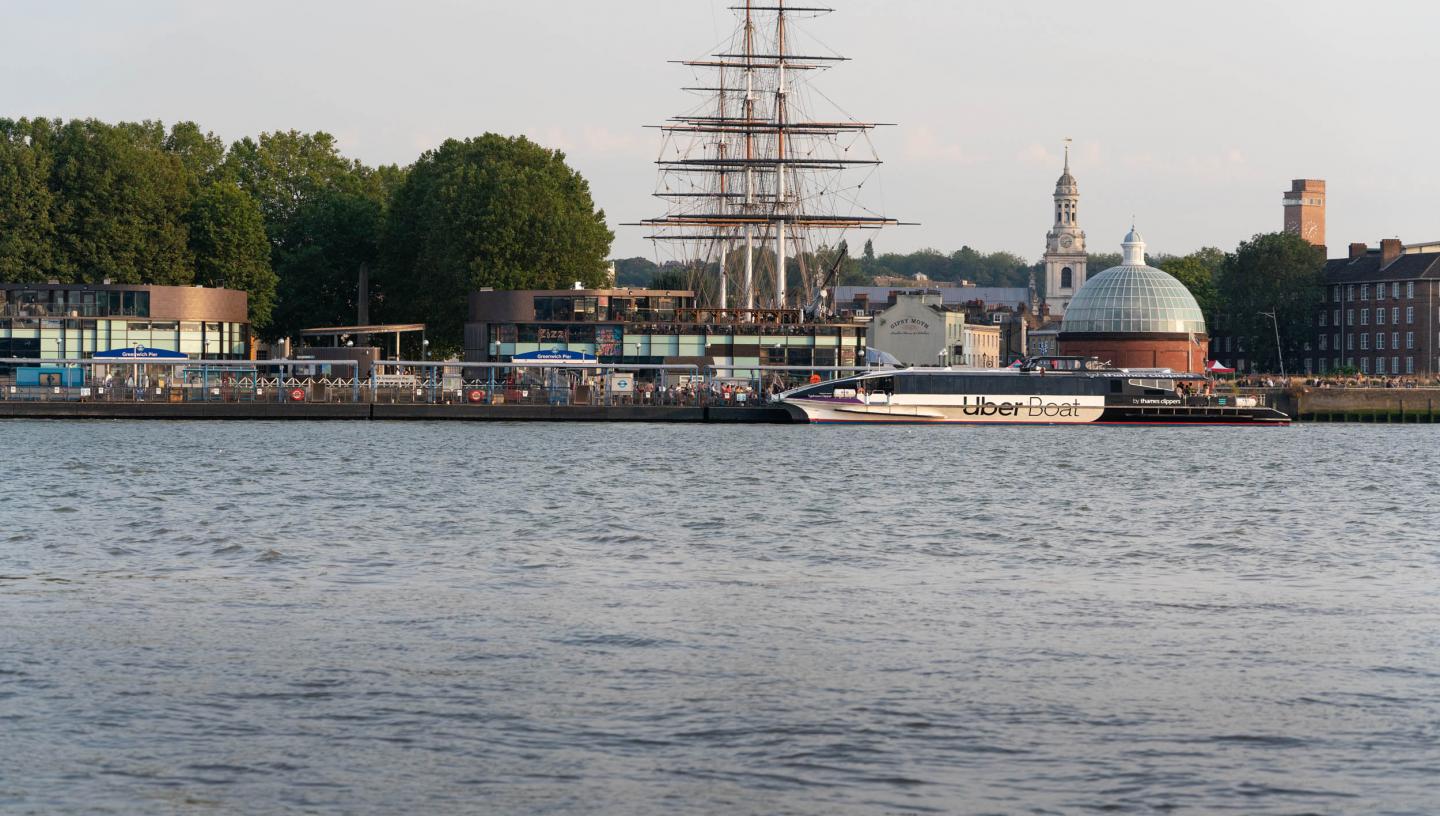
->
[[1304, 239, 1440, 377]]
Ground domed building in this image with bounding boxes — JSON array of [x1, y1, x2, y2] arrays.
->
[[1058, 227, 1208, 371]]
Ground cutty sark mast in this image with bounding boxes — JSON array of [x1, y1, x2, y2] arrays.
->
[[640, 1, 900, 311]]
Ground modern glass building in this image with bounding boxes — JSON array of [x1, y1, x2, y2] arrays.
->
[[0, 283, 250, 364], [464, 288, 867, 376]]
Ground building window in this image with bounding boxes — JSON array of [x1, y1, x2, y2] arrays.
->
[[1060, 267, 1073, 289], [1332, 333, 1339, 349], [1318, 358, 1327, 374], [1376, 357, 1386, 375], [1407, 306, 1415, 324], [1319, 335, 1328, 351], [1377, 308, 1386, 326], [1407, 282, 1415, 299], [1392, 332, 1400, 350], [1346, 309, 1354, 325], [1347, 334, 1354, 351], [1407, 357, 1414, 374], [1392, 307, 1400, 324], [1333, 309, 1340, 326], [1304, 358, 1313, 374], [1318, 311, 1328, 328], [1333, 286, 1342, 303], [1393, 356, 1401, 374], [1407, 331, 1415, 350], [1393, 282, 1400, 299], [1361, 284, 1370, 300], [1376, 333, 1384, 350], [1361, 358, 1369, 373], [1347, 285, 1355, 301], [1360, 308, 1369, 326], [1361, 334, 1369, 350]]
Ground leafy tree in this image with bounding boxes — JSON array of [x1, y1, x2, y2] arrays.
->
[[613, 256, 660, 287], [0, 118, 57, 281], [164, 121, 227, 190], [651, 267, 688, 290], [1158, 250, 1222, 316], [1216, 232, 1326, 374], [187, 184, 276, 328], [1087, 252, 1121, 272], [48, 118, 194, 284], [223, 130, 392, 340], [380, 134, 613, 351]]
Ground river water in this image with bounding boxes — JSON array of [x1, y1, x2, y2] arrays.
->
[[1, 420, 1437, 815]]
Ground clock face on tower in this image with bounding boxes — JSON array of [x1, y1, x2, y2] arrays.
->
[[1060, 235, 1073, 249], [1303, 223, 1319, 240]]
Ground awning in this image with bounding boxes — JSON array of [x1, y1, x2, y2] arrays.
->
[[1206, 360, 1235, 373]]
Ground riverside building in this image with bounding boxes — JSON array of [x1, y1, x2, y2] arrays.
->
[[1304, 239, 1440, 377], [1058, 228, 1209, 371], [0, 283, 250, 370], [463, 288, 867, 376]]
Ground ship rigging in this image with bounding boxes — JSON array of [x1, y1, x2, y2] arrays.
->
[[635, 1, 905, 312]]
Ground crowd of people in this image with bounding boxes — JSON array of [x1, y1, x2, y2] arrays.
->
[[1231, 374, 1437, 390]]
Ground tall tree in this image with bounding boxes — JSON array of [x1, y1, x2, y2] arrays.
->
[[223, 130, 392, 339], [187, 184, 277, 328], [1216, 232, 1326, 373], [0, 118, 57, 281], [1158, 248, 1223, 316], [164, 121, 227, 190], [380, 134, 613, 351], [48, 119, 194, 284]]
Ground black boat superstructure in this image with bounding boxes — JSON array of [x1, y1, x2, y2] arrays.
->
[[776, 357, 1290, 425]]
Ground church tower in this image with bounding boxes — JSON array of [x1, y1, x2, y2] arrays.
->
[[1043, 143, 1087, 317]]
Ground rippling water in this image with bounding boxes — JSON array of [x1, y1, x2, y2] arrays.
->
[[2, 420, 1438, 814]]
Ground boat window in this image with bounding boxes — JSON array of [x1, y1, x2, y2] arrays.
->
[[1110, 380, 1122, 393], [868, 376, 894, 393], [1127, 378, 1173, 392]]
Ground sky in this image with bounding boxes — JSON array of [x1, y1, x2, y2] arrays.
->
[[4, 0, 1438, 263]]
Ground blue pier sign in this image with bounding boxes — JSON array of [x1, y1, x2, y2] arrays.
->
[[512, 348, 598, 363], [92, 345, 189, 360]]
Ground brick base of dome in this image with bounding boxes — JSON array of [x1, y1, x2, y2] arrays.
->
[[1058, 332, 1209, 373]]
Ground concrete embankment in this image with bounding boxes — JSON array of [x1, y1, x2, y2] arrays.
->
[[1287, 387, 1440, 423], [0, 401, 797, 423]]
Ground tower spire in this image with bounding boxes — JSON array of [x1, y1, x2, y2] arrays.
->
[[1063, 137, 1071, 175]]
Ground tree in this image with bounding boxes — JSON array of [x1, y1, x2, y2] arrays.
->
[[613, 256, 660, 287], [651, 267, 688, 290], [1158, 250, 1222, 316], [1216, 232, 1326, 374], [223, 130, 392, 340], [379, 134, 613, 352], [48, 119, 194, 284], [164, 121, 227, 190], [0, 118, 57, 281], [187, 184, 277, 328]]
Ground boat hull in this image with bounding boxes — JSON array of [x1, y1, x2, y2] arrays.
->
[[780, 397, 1289, 426]]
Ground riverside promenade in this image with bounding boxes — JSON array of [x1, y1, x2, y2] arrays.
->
[[0, 400, 795, 423]]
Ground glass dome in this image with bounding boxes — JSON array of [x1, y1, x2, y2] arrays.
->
[[1061, 264, 1207, 335]]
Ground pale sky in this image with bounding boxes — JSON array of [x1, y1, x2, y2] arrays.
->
[[4, 0, 1438, 262]]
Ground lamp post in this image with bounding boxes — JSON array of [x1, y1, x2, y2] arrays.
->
[[1259, 310, 1285, 379]]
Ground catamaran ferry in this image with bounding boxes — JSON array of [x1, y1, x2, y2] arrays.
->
[[776, 358, 1289, 426]]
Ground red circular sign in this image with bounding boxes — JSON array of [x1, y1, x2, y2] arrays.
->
[[468, 389, 485, 403], [289, 388, 306, 402]]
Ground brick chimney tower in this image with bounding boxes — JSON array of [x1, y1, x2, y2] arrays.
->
[[1282, 179, 1326, 247]]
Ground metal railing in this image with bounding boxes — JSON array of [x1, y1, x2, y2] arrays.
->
[[0, 358, 873, 407]]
